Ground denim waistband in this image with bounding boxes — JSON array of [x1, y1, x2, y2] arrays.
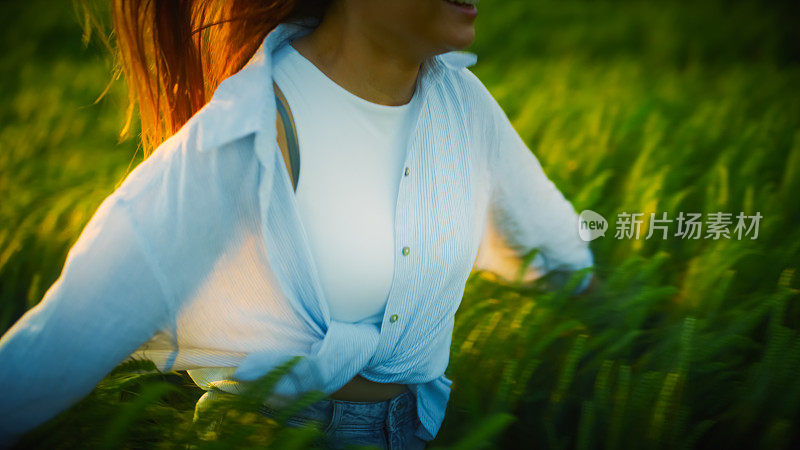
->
[[258, 387, 416, 429]]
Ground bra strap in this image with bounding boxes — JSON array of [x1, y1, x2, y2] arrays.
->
[[273, 81, 301, 192]]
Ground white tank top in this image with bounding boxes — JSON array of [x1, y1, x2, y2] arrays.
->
[[271, 42, 420, 324]]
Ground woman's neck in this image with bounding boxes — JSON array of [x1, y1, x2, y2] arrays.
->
[[290, 5, 424, 107]]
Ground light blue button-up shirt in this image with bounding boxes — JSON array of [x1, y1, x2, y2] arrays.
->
[[0, 19, 593, 446]]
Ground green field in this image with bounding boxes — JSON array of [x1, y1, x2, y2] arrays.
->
[[2, 0, 799, 448]]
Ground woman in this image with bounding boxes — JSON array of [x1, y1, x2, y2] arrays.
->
[[0, 0, 594, 448]]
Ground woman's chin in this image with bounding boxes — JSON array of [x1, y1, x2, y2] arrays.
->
[[443, 31, 475, 52]]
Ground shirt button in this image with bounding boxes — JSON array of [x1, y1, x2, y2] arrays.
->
[[402, 246, 410, 256], [390, 314, 399, 323], [404, 167, 410, 176]]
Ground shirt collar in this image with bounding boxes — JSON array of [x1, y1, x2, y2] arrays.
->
[[189, 18, 477, 156]]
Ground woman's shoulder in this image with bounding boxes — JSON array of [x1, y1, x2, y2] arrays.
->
[[114, 120, 259, 208], [103, 124, 262, 285], [106, 116, 262, 262], [435, 59, 509, 159], [435, 50, 487, 96], [437, 57, 501, 122]]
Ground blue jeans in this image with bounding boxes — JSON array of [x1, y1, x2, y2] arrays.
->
[[257, 388, 427, 449]]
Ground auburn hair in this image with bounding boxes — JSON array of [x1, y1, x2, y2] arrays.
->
[[77, 0, 333, 158]]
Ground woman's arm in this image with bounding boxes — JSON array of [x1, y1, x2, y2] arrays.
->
[[0, 194, 174, 447], [472, 77, 594, 293]]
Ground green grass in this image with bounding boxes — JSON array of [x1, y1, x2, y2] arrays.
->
[[1, 0, 799, 448]]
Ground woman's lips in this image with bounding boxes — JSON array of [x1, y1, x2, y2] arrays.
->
[[443, 0, 478, 19]]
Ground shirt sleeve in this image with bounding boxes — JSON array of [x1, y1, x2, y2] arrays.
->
[[472, 80, 594, 293], [0, 194, 174, 448]]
